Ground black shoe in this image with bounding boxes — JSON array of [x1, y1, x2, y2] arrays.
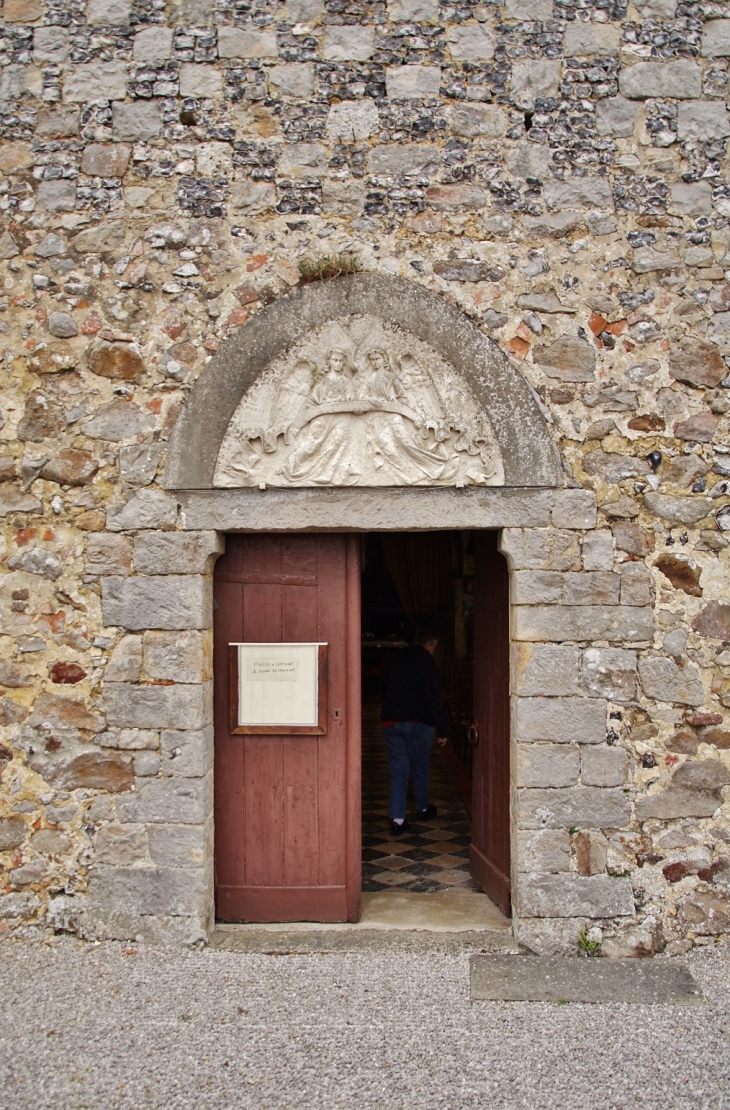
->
[[416, 804, 438, 821], [390, 819, 410, 837]]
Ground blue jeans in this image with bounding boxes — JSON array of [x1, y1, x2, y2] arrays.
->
[[382, 721, 436, 820]]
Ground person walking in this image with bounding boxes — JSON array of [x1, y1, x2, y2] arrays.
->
[[380, 626, 449, 836]]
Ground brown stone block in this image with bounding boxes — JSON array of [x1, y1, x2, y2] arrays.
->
[[88, 341, 144, 381], [692, 600, 730, 639], [42, 449, 98, 487], [654, 553, 702, 596], [29, 692, 105, 733]]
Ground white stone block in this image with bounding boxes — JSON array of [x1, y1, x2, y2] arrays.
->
[[550, 489, 598, 528], [218, 27, 278, 59], [510, 59, 561, 108], [505, 0, 552, 18], [33, 27, 69, 63], [582, 531, 613, 572], [515, 605, 654, 643], [448, 25, 495, 61], [514, 829, 572, 874], [133, 27, 174, 62], [702, 19, 730, 58], [513, 644, 581, 697], [104, 682, 213, 730], [385, 65, 441, 99], [87, 0, 131, 24], [161, 726, 214, 778], [580, 745, 629, 787], [106, 490, 179, 532], [677, 101, 730, 142], [327, 99, 379, 141], [368, 143, 440, 175], [268, 64, 314, 98], [133, 532, 223, 575], [618, 60, 701, 100], [515, 873, 634, 917], [101, 575, 212, 631], [323, 27, 374, 62], [63, 61, 128, 103], [512, 571, 562, 605], [595, 96, 636, 138], [516, 742, 580, 788], [564, 22, 620, 57], [179, 64, 222, 99], [580, 647, 637, 703], [515, 785, 631, 830], [515, 696, 607, 744], [144, 630, 210, 684], [387, 0, 438, 20]]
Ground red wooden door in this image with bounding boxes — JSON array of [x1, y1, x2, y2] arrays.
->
[[469, 530, 511, 916], [214, 533, 361, 923]]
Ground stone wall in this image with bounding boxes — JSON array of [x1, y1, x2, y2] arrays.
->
[[1, 0, 730, 955]]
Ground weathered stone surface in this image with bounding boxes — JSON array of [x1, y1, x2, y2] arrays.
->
[[218, 27, 277, 59], [117, 773, 212, 825], [29, 692, 105, 733], [582, 531, 614, 572], [611, 522, 654, 557], [34, 27, 69, 63], [515, 697, 606, 744], [42, 450, 98, 487], [37, 750, 132, 792], [433, 259, 503, 282], [104, 683, 212, 730], [581, 648, 637, 703], [515, 829, 571, 873], [36, 106, 79, 138], [620, 563, 651, 607], [161, 726, 213, 778], [425, 185, 487, 211], [632, 246, 682, 273], [50, 661, 87, 685], [674, 413, 719, 443], [324, 27, 374, 62], [148, 822, 210, 867], [321, 181, 365, 216], [0, 697, 29, 725], [550, 490, 597, 531], [513, 571, 562, 605], [516, 606, 654, 644], [504, 143, 552, 181], [677, 102, 730, 142], [385, 65, 440, 98], [639, 655, 704, 705], [70, 222, 125, 255], [448, 25, 494, 61], [584, 450, 651, 483], [80, 143, 131, 177], [0, 660, 35, 688], [449, 103, 505, 138], [388, 0, 438, 19], [47, 312, 78, 339], [619, 60, 701, 100], [144, 631, 209, 685], [82, 400, 156, 441], [7, 547, 62, 580], [87, 0, 131, 23], [564, 22, 620, 57], [86, 865, 209, 919], [682, 891, 730, 936], [94, 824, 148, 866], [691, 601, 730, 639], [179, 64, 222, 98], [326, 99, 378, 141], [133, 26, 173, 62], [63, 61, 128, 103], [85, 534, 132, 576], [574, 829, 608, 875], [106, 635, 143, 683], [563, 572, 620, 606], [111, 101, 162, 141], [670, 182, 713, 218], [368, 144, 440, 176], [106, 490, 178, 532], [666, 729, 698, 756], [119, 445, 163, 487], [511, 59, 561, 108], [643, 493, 713, 526], [702, 19, 730, 58], [636, 760, 730, 820], [36, 179, 77, 212], [0, 817, 27, 851], [0, 483, 42, 516], [654, 554, 702, 596], [596, 97, 636, 137], [133, 531, 223, 574], [580, 746, 629, 788], [516, 742, 580, 788], [101, 576, 212, 631], [663, 455, 708, 488], [517, 785, 631, 830], [515, 874, 634, 917], [501, 529, 580, 571], [88, 341, 143, 382], [533, 337, 596, 383], [514, 644, 580, 697]]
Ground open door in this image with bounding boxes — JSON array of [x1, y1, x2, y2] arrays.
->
[[214, 533, 361, 923], [469, 530, 511, 916]]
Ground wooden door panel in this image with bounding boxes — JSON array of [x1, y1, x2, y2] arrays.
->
[[470, 530, 511, 916], [214, 533, 361, 923]]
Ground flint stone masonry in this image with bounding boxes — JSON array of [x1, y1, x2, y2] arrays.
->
[[2, 0, 730, 960]]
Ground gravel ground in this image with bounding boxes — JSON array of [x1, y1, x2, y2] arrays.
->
[[2, 936, 730, 1110]]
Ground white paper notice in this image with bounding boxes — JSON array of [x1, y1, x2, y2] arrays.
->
[[235, 643, 321, 727]]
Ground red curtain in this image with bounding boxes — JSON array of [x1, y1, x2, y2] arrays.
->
[[380, 532, 452, 629]]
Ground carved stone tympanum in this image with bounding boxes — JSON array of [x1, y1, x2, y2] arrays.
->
[[214, 315, 504, 488]]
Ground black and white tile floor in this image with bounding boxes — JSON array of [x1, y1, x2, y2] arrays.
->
[[361, 701, 480, 894]]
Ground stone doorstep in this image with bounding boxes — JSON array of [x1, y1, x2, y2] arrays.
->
[[470, 955, 704, 1005], [211, 927, 521, 956]]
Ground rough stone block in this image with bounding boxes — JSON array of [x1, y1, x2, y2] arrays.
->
[[133, 26, 173, 62], [63, 61, 128, 102], [104, 682, 212, 730], [510, 59, 561, 108], [33, 27, 69, 63], [515, 696, 607, 744], [424, 184, 487, 210], [134, 751, 161, 777], [596, 96, 636, 137], [644, 493, 714, 526], [581, 745, 629, 788], [550, 490, 597, 529], [677, 101, 730, 142], [107, 490, 179, 532], [179, 64, 222, 99], [385, 66, 441, 99], [36, 180, 76, 212], [105, 634, 143, 683], [87, 866, 209, 917], [387, 0, 438, 19], [278, 143, 327, 177], [620, 562, 651, 606], [515, 605, 654, 643], [702, 19, 730, 57], [449, 102, 505, 138], [112, 101, 162, 141], [515, 874, 634, 918], [117, 773, 213, 825], [148, 822, 211, 868], [516, 786, 631, 830], [512, 571, 562, 605], [573, 829, 608, 875], [87, 0, 131, 23], [515, 829, 572, 874], [501, 529, 581, 571], [218, 27, 278, 58], [637, 760, 730, 820], [322, 181, 365, 215], [618, 59, 701, 100], [323, 27, 374, 62], [133, 531, 223, 574], [582, 531, 613, 572], [101, 576, 212, 631], [504, 142, 552, 181], [143, 630, 210, 684], [638, 655, 704, 706], [513, 644, 580, 697], [94, 824, 148, 866], [563, 572, 620, 606], [368, 144, 440, 176], [161, 726, 214, 778], [85, 534, 132, 576], [505, 0, 552, 17], [448, 25, 494, 61], [670, 181, 713, 218], [269, 64, 314, 99], [580, 647, 637, 703], [516, 742, 580, 788], [119, 445, 163, 487], [170, 0, 214, 20], [564, 22, 620, 57], [98, 728, 159, 750]]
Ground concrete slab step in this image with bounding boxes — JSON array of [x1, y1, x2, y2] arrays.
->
[[210, 926, 521, 955], [470, 954, 704, 1005]]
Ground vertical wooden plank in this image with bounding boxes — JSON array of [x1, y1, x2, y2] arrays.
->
[[345, 532, 362, 921]]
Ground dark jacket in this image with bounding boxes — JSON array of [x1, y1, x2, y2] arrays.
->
[[381, 644, 449, 737]]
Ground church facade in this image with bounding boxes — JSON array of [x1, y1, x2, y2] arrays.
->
[[0, 0, 729, 956]]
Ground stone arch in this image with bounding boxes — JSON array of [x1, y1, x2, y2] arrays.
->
[[164, 274, 562, 491]]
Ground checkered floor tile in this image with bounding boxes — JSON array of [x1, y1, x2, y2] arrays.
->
[[362, 702, 479, 894]]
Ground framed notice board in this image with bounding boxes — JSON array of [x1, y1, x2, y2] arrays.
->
[[229, 642, 328, 735]]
